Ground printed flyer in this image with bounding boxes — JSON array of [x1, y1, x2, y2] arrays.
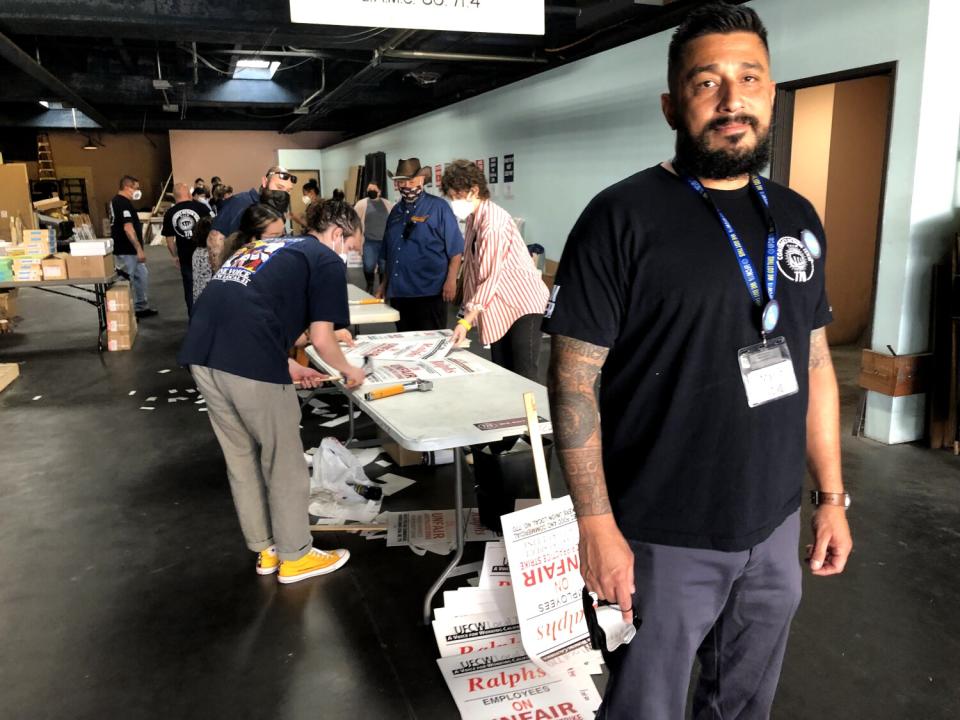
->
[[436, 647, 600, 720], [501, 496, 594, 672]]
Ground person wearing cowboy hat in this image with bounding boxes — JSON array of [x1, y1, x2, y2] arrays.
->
[[377, 158, 464, 331]]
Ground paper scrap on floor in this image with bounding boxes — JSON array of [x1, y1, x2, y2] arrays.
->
[[145, 396, 157, 402], [370, 472, 416, 496], [350, 447, 382, 467], [128, 390, 136, 396], [374, 459, 392, 468], [157, 369, 171, 374], [320, 411, 361, 428]]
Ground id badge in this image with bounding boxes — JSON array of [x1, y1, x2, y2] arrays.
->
[[737, 336, 799, 408]]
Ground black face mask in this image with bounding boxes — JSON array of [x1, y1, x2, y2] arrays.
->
[[366, 190, 379, 200], [260, 188, 290, 215]]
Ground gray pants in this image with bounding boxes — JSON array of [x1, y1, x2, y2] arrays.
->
[[191, 366, 312, 561], [599, 511, 802, 720]]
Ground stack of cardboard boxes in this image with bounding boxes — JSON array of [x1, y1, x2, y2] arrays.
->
[[10, 228, 56, 282], [66, 239, 114, 279], [105, 282, 137, 352]]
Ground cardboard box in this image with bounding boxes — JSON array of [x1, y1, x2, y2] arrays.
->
[[107, 326, 137, 352], [24, 240, 53, 257], [0, 363, 19, 394], [858, 349, 932, 397], [66, 253, 114, 280], [376, 428, 423, 467], [542, 258, 558, 291], [70, 239, 114, 257], [32, 197, 67, 213], [106, 282, 133, 312], [106, 309, 137, 333], [41, 253, 69, 280], [0, 290, 17, 319]]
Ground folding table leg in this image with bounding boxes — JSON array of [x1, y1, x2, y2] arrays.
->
[[422, 447, 466, 625]]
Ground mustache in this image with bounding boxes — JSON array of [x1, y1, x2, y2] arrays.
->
[[707, 114, 759, 132]]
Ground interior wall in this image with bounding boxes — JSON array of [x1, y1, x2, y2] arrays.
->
[[168, 131, 339, 197], [46, 132, 171, 231], [321, 0, 945, 443], [788, 84, 835, 221], [822, 75, 891, 346]]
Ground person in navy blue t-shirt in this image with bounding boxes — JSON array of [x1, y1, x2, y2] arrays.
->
[[179, 200, 366, 585]]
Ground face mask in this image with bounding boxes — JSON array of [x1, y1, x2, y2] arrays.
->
[[399, 185, 423, 203], [260, 188, 290, 215], [451, 199, 474, 221], [302, 196, 311, 206], [132, 190, 142, 201], [367, 190, 379, 200], [337, 235, 348, 264]]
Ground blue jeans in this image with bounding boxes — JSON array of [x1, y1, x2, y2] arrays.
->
[[115, 254, 150, 311], [362, 239, 385, 291]]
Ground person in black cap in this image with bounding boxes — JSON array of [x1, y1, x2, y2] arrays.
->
[[378, 158, 464, 331], [544, 3, 852, 717]]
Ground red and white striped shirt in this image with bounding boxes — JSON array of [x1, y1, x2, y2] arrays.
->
[[462, 200, 550, 345]]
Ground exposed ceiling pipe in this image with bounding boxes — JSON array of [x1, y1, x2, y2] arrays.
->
[[0, 30, 117, 131], [282, 28, 417, 133], [192, 42, 199, 85], [294, 59, 326, 112], [381, 49, 547, 64], [204, 48, 329, 59]]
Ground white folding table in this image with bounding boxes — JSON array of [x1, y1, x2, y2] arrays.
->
[[305, 345, 552, 622], [347, 284, 399, 331]]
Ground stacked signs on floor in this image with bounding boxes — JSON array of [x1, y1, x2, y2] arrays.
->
[[434, 517, 603, 719]]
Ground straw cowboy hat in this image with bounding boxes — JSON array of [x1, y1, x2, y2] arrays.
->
[[389, 158, 432, 180]]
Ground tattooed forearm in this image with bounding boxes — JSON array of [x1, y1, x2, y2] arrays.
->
[[548, 335, 611, 516], [809, 327, 832, 370]]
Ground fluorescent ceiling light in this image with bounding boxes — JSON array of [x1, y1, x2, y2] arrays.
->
[[232, 59, 280, 80], [82, 136, 98, 151]]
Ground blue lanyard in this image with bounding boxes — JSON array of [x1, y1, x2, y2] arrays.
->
[[680, 173, 777, 308]]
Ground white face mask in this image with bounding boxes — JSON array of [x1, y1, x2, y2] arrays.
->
[[132, 190, 143, 201], [337, 235, 348, 264], [451, 198, 474, 221], [302, 196, 311, 206]]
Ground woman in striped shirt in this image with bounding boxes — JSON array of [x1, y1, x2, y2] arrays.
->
[[442, 160, 550, 381]]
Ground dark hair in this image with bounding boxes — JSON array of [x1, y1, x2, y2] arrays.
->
[[306, 199, 361, 237], [303, 180, 320, 194], [441, 159, 490, 200], [218, 204, 285, 268], [195, 178, 204, 184], [331, 188, 346, 202], [667, 2, 769, 92], [211, 176, 221, 185], [193, 215, 213, 249], [119, 175, 138, 189]]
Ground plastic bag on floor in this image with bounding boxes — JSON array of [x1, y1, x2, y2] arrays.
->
[[311, 437, 378, 496]]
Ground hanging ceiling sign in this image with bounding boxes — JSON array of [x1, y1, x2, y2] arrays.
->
[[289, 0, 545, 36]]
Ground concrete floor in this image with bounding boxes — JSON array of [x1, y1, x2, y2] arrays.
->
[[0, 246, 958, 719]]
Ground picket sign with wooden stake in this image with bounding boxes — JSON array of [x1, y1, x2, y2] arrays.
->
[[500, 394, 597, 673], [523, 391, 552, 503]]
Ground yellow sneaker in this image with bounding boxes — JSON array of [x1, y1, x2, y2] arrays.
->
[[256, 546, 279, 576], [278, 547, 350, 584]]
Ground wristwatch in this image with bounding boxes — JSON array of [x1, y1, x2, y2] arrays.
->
[[810, 490, 851, 509]]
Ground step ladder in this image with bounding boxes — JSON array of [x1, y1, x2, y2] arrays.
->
[[37, 133, 56, 180]]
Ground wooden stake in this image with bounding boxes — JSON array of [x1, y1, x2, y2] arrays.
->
[[523, 392, 552, 503]]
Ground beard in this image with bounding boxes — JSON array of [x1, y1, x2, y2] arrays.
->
[[675, 113, 771, 180]]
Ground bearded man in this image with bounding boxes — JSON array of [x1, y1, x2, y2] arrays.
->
[[543, 3, 852, 718]]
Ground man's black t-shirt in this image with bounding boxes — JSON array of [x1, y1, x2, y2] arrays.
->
[[162, 200, 212, 266], [543, 165, 832, 552], [178, 236, 349, 385], [110, 195, 142, 255]]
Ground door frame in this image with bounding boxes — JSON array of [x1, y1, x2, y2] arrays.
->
[[769, 61, 898, 351]]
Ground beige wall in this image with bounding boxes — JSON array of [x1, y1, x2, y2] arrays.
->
[[168, 131, 339, 197], [789, 84, 835, 220], [823, 75, 891, 345], [45, 132, 171, 232]]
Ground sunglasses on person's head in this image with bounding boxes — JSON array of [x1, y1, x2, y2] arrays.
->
[[268, 171, 298, 184]]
